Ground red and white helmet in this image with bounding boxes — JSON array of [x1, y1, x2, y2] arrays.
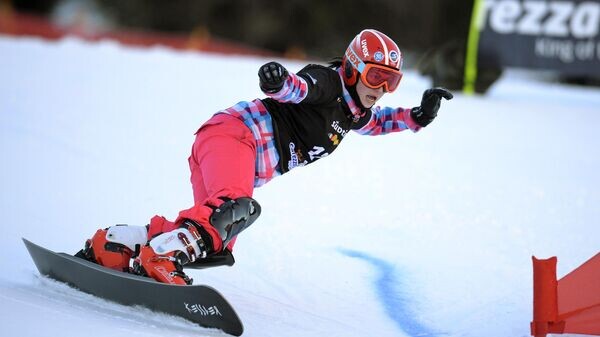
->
[[342, 29, 404, 92]]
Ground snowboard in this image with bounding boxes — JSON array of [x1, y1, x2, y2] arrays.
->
[[22, 238, 244, 336]]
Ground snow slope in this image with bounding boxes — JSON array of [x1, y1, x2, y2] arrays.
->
[[1, 35, 599, 337]]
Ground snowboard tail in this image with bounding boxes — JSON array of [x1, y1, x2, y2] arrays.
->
[[22, 238, 243, 336]]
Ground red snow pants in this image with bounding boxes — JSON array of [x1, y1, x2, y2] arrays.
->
[[147, 113, 256, 253]]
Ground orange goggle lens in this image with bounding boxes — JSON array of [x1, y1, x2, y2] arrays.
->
[[361, 64, 403, 93]]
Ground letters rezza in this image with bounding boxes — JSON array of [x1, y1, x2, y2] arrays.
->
[[481, 0, 600, 39]]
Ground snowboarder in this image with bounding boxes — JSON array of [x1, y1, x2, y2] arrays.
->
[[77, 29, 453, 285]]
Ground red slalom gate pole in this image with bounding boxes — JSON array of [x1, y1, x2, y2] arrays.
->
[[531, 256, 565, 337]]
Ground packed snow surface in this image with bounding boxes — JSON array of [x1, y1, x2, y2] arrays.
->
[[1, 36, 599, 337]]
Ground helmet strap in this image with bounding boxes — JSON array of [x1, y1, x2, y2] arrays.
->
[[346, 80, 367, 110]]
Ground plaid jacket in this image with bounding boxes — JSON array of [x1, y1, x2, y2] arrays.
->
[[220, 65, 419, 187]]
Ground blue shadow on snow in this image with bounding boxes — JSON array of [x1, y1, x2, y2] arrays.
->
[[338, 248, 440, 337]]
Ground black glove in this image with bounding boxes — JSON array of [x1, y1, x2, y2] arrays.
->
[[410, 87, 453, 127], [258, 61, 289, 93]]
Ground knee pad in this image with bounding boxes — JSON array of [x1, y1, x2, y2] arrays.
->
[[209, 197, 261, 247]]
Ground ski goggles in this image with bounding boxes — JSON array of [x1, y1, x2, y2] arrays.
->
[[360, 64, 403, 92], [346, 48, 403, 92]]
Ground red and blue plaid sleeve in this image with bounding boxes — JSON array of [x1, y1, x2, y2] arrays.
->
[[354, 106, 421, 136], [264, 72, 308, 103]]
